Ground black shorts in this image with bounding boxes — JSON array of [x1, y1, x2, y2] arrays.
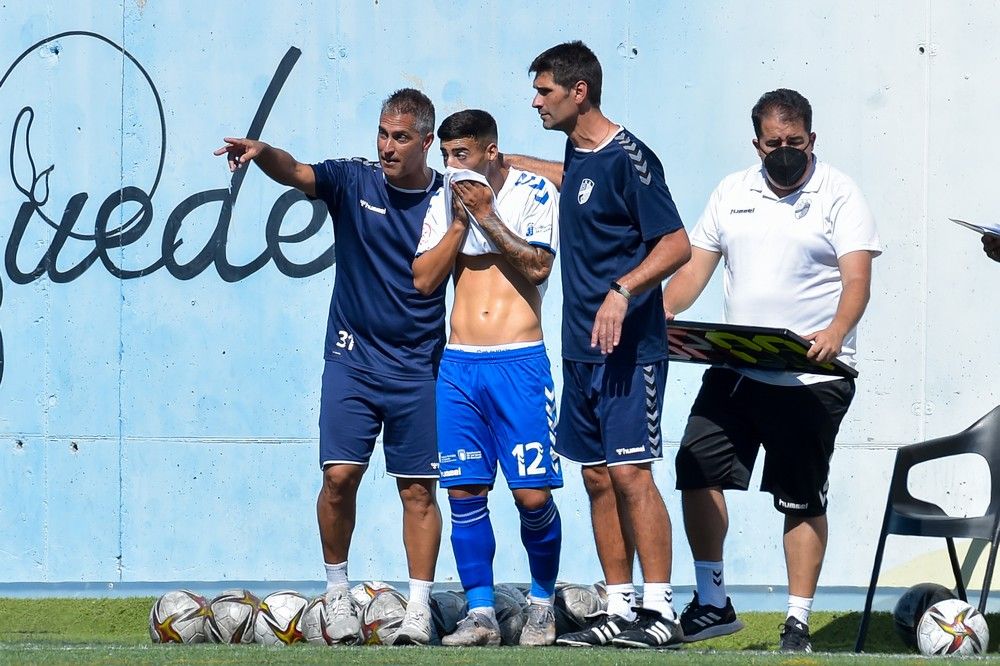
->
[[675, 367, 855, 517]]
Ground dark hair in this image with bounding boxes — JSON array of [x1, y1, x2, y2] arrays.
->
[[437, 109, 498, 146], [751, 89, 812, 137], [529, 40, 602, 106], [381, 88, 435, 137]]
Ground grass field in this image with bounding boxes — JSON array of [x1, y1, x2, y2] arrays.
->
[[3, 599, 1000, 664]]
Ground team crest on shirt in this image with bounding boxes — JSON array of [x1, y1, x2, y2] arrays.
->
[[578, 178, 595, 204], [794, 198, 811, 219]]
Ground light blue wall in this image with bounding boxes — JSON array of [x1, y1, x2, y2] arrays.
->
[[1, 1, 999, 593]]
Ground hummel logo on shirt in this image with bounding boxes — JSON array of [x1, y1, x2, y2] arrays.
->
[[360, 199, 387, 215], [730, 207, 754, 214]]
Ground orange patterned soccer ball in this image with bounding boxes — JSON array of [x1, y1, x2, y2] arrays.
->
[[253, 590, 308, 646], [206, 589, 259, 644], [149, 589, 211, 644], [916, 598, 989, 656]]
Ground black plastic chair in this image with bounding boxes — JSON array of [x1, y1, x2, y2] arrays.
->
[[855, 405, 1000, 652]]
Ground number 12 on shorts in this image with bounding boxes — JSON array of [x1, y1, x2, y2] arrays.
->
[[512, 442, 546, 476]]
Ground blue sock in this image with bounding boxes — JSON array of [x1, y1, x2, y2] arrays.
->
[[517, 496, 562, 601], [449, 495, 495, 610]]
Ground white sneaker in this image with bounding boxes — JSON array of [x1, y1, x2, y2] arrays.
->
[[393, 601, 433, 645], [441, 610, 501, 647], [324, 591, 361, 644], [519, 603, 556, 646]]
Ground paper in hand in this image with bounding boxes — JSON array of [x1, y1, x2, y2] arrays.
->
[[950, 218, 1000, 237]]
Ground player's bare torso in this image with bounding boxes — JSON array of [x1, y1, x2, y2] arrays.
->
[[449, 253, 543, 346]]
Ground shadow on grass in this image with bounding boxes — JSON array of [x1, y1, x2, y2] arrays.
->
[[812, 610, 1000, 654]]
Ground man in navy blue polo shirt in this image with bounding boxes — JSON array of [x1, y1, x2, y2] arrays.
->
[[509, 41, 691, 649], [215, 89, 445, 646]]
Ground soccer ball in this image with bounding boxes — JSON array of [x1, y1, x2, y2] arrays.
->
[[592, 580, 609, 611], [494, 583, 528, 645], [206, 589, 259, 644], [149, 589, 211, 644], [555, 583, 601, 634], [254, 590, 308, 646], [350, 581, 397, 607], [360, 588, 408, 645], [892, 582, 955, 650], [430, 590, 467, 637], [916, 598, 989, 656], [301, 596, 334, 645]]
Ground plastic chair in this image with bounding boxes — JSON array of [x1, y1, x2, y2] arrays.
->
[[855, 405, 1000, 652]]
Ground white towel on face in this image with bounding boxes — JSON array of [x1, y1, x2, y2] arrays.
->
[[443, 168, 498, 256]]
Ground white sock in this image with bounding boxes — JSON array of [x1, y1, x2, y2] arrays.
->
[[605, 583, 637, 621], [324, 561, 349, 599], [643, 582, 676, 621], [787, 595, 813, 625], [408, 579, 433, 607], [694, 560, 727, 608], [471, 606, 498, 624], [527, 594, 553, 607]]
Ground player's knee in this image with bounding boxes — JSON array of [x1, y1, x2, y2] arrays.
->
[[321, 465, 363, 502], [581, 465, 612, 497], [607, 463, 653, 497], [512, 487, 551, 511], [397, 478, 438, 511]]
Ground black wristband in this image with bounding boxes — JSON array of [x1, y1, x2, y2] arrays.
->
[[610, 280, 632, 301]]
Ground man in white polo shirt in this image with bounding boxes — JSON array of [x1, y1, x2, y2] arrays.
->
[[663, 89, 881, 653]]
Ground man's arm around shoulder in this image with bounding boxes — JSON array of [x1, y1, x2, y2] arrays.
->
[[501, 153, 564, 191]]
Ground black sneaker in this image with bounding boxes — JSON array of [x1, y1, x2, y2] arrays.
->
[[611, 608, 683, 649], [556, 611, 635, 647], [779, 617, 812, 653], [679, 591, 745, 642]]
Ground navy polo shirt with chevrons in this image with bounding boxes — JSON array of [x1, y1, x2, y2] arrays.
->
[[559, 128, 685, 364]]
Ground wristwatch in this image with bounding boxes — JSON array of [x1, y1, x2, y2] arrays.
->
[[610, 280, 632, 301]]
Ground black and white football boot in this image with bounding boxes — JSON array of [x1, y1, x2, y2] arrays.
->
[[779, 617, 812, 653], [555, 610, 636, 647], [611, 608, 684, 649], [679, 591, 745, 642]]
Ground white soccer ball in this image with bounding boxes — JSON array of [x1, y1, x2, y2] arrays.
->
[[350, 580, 396, 608], [592, 580, 609, 611], [149, 589, 210, 644], [494, 583, 528, 645], [555, 583, 602, 634], [205, 589, 259, 644], [301, 596, 334, 645], [360, 588, 408, 645], [916, 598, 989, 656], [254, 590, 308, 646]]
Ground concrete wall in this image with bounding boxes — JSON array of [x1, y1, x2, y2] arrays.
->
[[1, 0, 998, 595]]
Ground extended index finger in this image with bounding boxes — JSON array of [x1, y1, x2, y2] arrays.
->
[[213, 137, 245, 155]]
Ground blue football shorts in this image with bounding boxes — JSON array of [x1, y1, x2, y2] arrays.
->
[[318, 360, 438, 478], [436, 342, 563, 490], [556, 359, 667, 466]]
